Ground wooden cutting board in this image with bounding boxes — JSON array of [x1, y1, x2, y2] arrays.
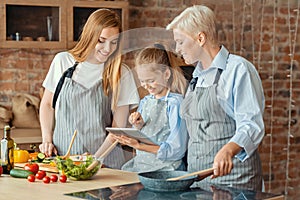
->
[[14, 163, 59, 173]]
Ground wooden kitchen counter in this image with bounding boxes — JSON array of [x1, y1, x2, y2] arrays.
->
[[0, 167, 284, 200], [0, 168, 140, 200]]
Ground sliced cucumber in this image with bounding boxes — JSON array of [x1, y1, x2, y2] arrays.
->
[[30, 159, 39, 163], [37, 153, 46, 162], [42, 159, 51, 164], [10, 169, 34, 178]]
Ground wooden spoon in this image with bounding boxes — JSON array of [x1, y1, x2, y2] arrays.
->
[[61, 130, 77, 159], [86, 140, 118, 171], [167, 168, 214, 181]]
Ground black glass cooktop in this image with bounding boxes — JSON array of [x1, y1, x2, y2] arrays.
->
[[65, 183, 282, 200]]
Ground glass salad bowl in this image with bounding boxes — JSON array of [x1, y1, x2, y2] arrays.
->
[[55, 155, 101, 180]]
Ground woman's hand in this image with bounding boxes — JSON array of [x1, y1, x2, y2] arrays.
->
[[211, 142, 241, 179], [128, 112, 144, 129], [39, 89, 56, 157], [39, 142, 57, 157], [111, 134, 140, 149]]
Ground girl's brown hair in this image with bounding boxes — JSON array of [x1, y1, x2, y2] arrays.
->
[[68, 9, 122, 111], [135, 43, 187, 95]]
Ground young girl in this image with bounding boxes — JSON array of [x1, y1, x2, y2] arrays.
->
[[112, 43, 188, 173]]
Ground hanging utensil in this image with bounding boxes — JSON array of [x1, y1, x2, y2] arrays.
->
[[61, 129, 77, 159], [167, 168, 214, 181], [86, 140, 118, 171]]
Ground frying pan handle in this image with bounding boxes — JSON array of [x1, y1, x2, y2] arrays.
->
[[194, 168, 214, 182]]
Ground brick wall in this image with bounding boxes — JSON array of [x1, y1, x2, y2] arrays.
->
[[0, 49, 58, 107], [0, 0, 299, 199], [129, 1, 300, 198]]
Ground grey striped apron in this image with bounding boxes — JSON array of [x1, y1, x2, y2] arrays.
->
[[122, 94, 183, 173], [180, 69, 262, 191], [53, 66, 125, 169]]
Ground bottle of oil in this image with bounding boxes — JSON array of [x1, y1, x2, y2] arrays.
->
[[1, 125, 14, 174]]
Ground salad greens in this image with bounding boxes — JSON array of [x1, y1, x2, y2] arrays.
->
[[55, 156, 100, 180]]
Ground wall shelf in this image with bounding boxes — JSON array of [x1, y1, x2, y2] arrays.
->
[[0, 0, 128, 49]]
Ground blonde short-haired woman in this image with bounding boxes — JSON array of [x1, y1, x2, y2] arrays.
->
[[167, 5, 265, 191]]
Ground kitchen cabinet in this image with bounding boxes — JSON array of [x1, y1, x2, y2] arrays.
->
[[0, 0, 67, 49], [66, 0, 128, 49], [0, 0, 128, 49]]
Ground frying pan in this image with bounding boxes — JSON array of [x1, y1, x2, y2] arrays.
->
[[138, 168, 213, 192]]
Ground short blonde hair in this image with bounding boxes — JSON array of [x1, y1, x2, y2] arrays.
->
[[166, 5, 218, 46]]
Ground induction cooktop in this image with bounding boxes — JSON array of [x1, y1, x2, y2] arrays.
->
[[64, 183, 282, 200]]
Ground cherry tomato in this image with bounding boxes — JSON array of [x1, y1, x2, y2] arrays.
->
[[27, 174, 35, 182], [50, 174, 58, 182], [35, 172, 43, 180], [43, 176, 50, 184], [35, 171, 46, 180], [59, 175, 67, 183], [39, 170, 46, 177], [24, 163, 39, 174]]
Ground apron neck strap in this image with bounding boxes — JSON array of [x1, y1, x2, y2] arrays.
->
[[52, 62, 79, 109], [164, 88, 170, 102]]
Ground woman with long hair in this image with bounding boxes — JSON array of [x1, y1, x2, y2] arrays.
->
[[39, 9, 139, 169]]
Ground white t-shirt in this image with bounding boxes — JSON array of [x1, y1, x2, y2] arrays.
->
[[43, 51, 139, 110]]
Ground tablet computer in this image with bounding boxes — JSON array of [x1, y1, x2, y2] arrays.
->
[[105, 127, 156, 145]]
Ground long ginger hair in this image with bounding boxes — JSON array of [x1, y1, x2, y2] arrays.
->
[[68, 9, 122, 111]]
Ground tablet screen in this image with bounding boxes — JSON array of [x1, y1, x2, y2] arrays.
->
[[105, 127, 156, 145]]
